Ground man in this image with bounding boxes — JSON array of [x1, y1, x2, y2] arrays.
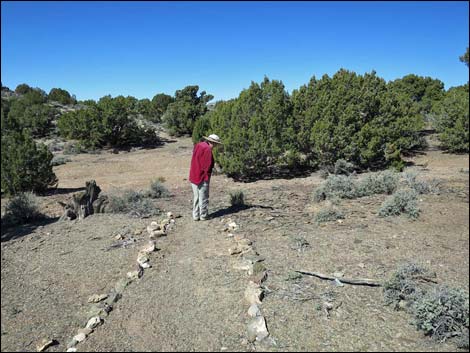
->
[[189, 134, 223, 221]]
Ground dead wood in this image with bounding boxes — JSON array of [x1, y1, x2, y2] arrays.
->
[[295, 270, 382, 287]]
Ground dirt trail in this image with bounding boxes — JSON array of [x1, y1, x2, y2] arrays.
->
[[1, 135, 468, 352], [78, 215, 250, 352]]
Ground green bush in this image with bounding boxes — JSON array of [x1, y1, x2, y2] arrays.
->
[[355, 170, 399, 196], [333, 159, 356, 175], [314, 207, 345, 223], [229, 190, 245, 207], [378, 189, 420, 219], [150, 93, 174, 123], [412, 285, 469, 342], [162, 86, 213, 136], [403, 171, 440, 194], [58, 95, 160, 149], [431, 85, 469, 153], [3, 192, 43, 226], [313, 175, 357, 202], [106, 190, 160, 218], [383, 263, 432, 309], [207, 70, 427, 180], [1, 130, 58, 195], [209, 78, 293, 179], [48, 88, 76, 105], [146, 180, 171, 198]]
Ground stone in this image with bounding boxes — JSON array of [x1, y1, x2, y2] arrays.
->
[[252, 262, 267, 275], [114, 278, 131, 294], [36, 338, 55, 352], [244, 282, 264, 305], [229, 247, 243, 255], [87, 293, 108, 303], [141, 241, 157, 254], [66, 348, 77, 352], [66, 339, 78, 349], [237, 238, 252, 246], [149, 230, 166, 239], [234, 234, 245, 242], [166, 212, 174, 219], [333, 272, 344, 278], [247, 303, 261, 318], [73, 332, 86, 343], [247, 316, 269, 342], [77, 327, 93, 336], [104, 290, 121, 306], [115, 234, 124, 240], [249, 271, 268, 285], [147, 222, 160, 234], [233, 260, 253, 272], [127, 270, 141, 280], [137, 254, 149, 263], [228, 222, 238, 230], [134, 229, 142, 235], [86, 305, 104, 320], [86, 316, 102, 329]]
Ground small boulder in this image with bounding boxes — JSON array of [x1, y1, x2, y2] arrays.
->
[[247, 316, 269, 342], [86, 316, 102, 329]]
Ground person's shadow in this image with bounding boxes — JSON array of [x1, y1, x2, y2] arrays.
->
[[210, 204, 274, 219]]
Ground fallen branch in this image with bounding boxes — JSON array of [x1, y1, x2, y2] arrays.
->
[[295, 270, 382, 287]]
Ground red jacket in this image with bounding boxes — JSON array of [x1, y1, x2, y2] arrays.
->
[[189, 141, 214, 185]]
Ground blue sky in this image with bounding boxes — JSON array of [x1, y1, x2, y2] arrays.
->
[[1, 1, 469, 101]]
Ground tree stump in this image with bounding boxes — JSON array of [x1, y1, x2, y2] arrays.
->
[[59, 180, 103, 220]]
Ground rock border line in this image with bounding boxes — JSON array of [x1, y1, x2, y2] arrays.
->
[[223, 218, 273, 346], [63, 212, 176, 352]]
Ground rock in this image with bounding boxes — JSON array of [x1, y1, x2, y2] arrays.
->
[[115, 234, 124, 240], [265, 216, 275, 221], [114, 278, 131, 294], [166, 212, 174, 219], [87, 293, 108, 303], [333, 272, 344, 278], [127, 270, 141, 280], [229, 247, 243, 255], [86, 316, 102, 329], [141, 240, 157, 253], [252, 262, 267, 275], [358, 262, 365, 269], [147, 222, 160, 234], [228, 222, 238, 230], [247, 303, 261, 317], [104, 290, 121, 306], [227, 233, 234, 238], [323, 302, 334, 311], [73, 332, 86, 343], [333, 278, 344, 287], [86, 305, 104, 320], [137, 254, 149, 263], [134, 229, 142, 235], [66, 348, 77, 352], [247, 316, 269, 342], [66, 339, 78, 349], [233, 260, 253, 272], [234, 234, 245, 242], [36, 338, 55, 352], [244, 282, 264, 305], [149, 230, 166, 239], [237, 238, 252, 246], [249, 271, 268, 285], [77, 327, 93, 336]]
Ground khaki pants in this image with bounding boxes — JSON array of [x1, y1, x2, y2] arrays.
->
[[191, 181, 210, 220]]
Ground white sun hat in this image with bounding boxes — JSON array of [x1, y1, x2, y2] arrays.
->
[[203, 134, 223, 144]]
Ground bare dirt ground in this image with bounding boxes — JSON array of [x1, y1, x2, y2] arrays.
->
[[1, 132, 468, 352]]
